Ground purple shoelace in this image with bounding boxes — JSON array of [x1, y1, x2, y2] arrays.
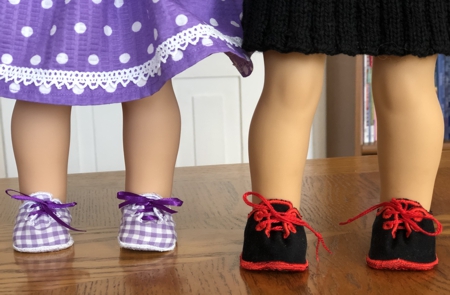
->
[[117, 191, 183, 221], [7, 189, 84, 232]]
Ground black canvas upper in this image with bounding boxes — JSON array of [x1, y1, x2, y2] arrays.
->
[[368, 210, 437, 263], [241, 202, 307, 264]]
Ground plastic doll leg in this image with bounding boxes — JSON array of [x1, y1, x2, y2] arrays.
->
[[10, 101, 76, 253], [121, 80, 181, 198], [119, 80, 181, 251], [11, 101, 72, 202], [248, 51, 326, 208], [241, 51, 329, 270], [372, 55, 442, 211], [340, 55, 443, 270]]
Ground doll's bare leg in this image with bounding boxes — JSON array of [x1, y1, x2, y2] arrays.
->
[[249, 51, 326, 207], [122, 80, 181, 198], [11, 101, 71, 202], [372, 55, 442, 211]]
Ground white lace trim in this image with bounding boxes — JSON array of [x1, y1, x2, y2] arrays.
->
[[0, 24, 243, 90]]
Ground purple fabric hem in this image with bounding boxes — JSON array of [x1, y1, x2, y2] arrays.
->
[[0, 43, 251, 106]]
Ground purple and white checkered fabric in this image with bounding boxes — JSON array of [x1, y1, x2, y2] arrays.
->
[[118, 193, 181, 251], [13, 192, 74, 253]]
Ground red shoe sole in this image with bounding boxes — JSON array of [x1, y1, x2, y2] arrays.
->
[[366, 255, 438, 270], [240, 255, 308, 271]]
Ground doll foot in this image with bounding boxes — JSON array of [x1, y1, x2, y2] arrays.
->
[[117, 191, 183, 251], [8, 189, 81, 253], [240, 192, 330, 271], [340, 198, 442, 270]]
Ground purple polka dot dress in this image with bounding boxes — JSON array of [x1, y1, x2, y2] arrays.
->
[[0, 0, 252, 106]]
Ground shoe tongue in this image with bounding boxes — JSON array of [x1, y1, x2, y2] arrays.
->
[[267, 200, 293, 212], [29, 192, 56, 202], [141, 193, 162, 201], [395, 198, 423, 210]]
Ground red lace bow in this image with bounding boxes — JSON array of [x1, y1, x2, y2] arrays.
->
[[340, 198, 442, 238]]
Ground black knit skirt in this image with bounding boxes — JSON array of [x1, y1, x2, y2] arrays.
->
[[242, 0, 450, 57]]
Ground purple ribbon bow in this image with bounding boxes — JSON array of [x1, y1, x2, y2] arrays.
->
[[117, 191, 183, 221], [7, 189, 85, 232]]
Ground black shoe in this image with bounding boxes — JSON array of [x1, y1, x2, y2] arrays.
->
[[341, 198, 442, 270], [240, 192, 329, 271]]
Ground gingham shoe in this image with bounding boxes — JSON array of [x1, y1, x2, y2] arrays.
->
[[9, 190, 82, 253], [117, 191, 183, 251]]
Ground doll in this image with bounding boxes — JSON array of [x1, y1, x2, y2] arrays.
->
[[239, 1, 446, 271], [0, 0, 251, 253]]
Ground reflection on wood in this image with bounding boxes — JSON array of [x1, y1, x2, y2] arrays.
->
[[1, 153, 450, 294]]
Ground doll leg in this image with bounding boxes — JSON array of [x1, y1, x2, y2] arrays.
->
[[372, 55, 442, 211], [10, 101, 75, 253], [121, 80, 181, 197], [118, 80, 181, 252], [240, 51, 328, 271], [352, 55, 443, 270], [249, 51, 326, 207], [11, 101, 71, 202]]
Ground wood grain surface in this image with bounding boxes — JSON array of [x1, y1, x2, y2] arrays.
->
[[1, 152, 450, 295]]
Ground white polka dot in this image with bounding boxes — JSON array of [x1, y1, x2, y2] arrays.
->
[[21, 26, 33, 37], [114, 0, 123, 8], [175, 15, 188, 26], [210, 18, 218, 26], [41, 0, 53, 9], [74, 22, 87, 34], [104, 25, 112, 36], [65, 0, 70, 3], [30, 55, 41, 65], [119, 53, 130, 64], [157, 68, 161, 76], [9, 83, 20, 93], [154, 29, 158, 40], [9, 0, 20, 4], [147, 44, 154, 54], [240, 13, 243, 20], [132, 21, 142, 32], [136, 79, 146, 87], [73, 86, 84, 95], [152, 0, 159, 3], [39, 85, 51, 95], [171, 51, 183, 62], [202, 38, 213, 47], [50, 25, 57, 36], [1, 54, 13, 65], [231, 21, 240, 27], [9, 83, 20, 94], [92, 0, 101, 3], [105, 84, 117, 93], [88, 54, 99, 65], [56, 53, 69, 64]]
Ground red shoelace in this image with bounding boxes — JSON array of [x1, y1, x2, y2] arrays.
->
[[243, 192, 331, 260], [340, 198, 442, 238]]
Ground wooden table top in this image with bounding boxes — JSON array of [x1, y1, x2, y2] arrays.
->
[[1, 152, 450, 295]]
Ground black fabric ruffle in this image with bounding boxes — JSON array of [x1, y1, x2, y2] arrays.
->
[[242, 0, 450, 57]]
